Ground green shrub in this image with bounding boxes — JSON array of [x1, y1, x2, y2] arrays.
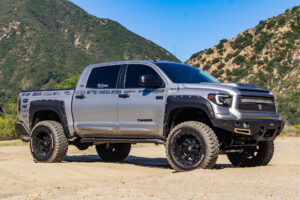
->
[[233, 55, 245, 65], [278, 16, 286, 26], [202, 64, 210, 71], [255, 21, 266, 35], [226, 69, 232, 76], [216, 39, 227, 49], [211, 70, 219, 77], [217, 63, 225, 69], [190, 52, 200, 59], [0, 97, 18, 140], [55, 75, 79, 89], [218, 49, 224, 55], [267, 20, 276, 29], [225, 53, 233, 62], [230, 33, 253, 49], [212, 57, 220, 64], [254, 32, 274, 52], [206, 48, 214, 54], [256, 60, 264, 66]]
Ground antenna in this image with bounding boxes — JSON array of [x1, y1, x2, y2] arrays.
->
[[173, 44, 176, 56]]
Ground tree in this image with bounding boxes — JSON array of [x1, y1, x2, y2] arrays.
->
[[55, 75, 79, 89]]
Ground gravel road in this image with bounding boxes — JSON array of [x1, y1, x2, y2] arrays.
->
[[0, 137, 299, 200]]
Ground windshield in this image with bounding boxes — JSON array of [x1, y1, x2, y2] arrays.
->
[[155, 62, 219, 83]]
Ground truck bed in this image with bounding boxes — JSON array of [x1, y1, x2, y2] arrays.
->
[[18, 89, 75, 136]]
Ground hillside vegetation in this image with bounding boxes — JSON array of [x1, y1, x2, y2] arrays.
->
[[186, 6, 300, 125], [0, 0, 178, 104]]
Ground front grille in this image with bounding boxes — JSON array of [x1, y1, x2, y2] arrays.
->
[[237, 96, 276, 113]]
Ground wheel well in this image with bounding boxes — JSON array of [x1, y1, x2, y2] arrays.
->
[[32, 110, 61, 128], [165, 107, 212, 137]]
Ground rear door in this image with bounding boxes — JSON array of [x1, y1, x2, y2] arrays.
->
[[117, 64, 167, 137], [72, 65, 122, 137]]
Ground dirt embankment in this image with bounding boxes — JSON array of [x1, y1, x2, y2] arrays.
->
[[0, 137, 299, 200]]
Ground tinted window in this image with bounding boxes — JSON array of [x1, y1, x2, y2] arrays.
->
[[86, 65, 121, 89], [125, 65, 163, 88], [155, 62, 219, 83]]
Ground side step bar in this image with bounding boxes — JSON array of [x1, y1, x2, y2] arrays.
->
[[80, 138, 166, 145]]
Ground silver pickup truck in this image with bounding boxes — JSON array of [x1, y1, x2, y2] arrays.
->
[[15, 60, 284, 171]]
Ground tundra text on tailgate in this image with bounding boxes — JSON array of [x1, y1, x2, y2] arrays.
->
[[15, 61, 284, 171]]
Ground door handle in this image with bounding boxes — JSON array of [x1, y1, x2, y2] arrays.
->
[[118, 93, 130, 98], [75, 94, 86, 99]]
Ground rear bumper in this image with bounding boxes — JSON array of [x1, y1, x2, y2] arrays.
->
[[211, 118, 284, 141], [15, 121, 30, 137]]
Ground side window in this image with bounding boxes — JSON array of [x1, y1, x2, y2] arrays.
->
[[86, 65, 121, 89], [125, 65, 163, 88]]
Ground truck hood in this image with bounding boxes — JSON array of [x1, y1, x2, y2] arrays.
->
[[182, 82, 269, 93]]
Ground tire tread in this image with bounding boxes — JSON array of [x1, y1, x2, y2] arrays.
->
[[166, 121, 219, 171]]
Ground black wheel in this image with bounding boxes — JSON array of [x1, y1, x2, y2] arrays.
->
[[96, 143, 131, 162], [166, 121, 219, 171], [227, 141, 274, 167], [30, 120, 68, 162]]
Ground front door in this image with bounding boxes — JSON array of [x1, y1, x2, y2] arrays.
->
[[72, 65, 121, 137], [117, 64, 167, 138]]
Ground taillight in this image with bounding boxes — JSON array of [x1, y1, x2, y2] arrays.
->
[[18, 99, 21, 113]]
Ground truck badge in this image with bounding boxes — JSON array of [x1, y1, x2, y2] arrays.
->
[[258, 104, 262, 111]]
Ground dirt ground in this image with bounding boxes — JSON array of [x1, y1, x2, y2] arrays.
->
[[0, 137, 299, 200]]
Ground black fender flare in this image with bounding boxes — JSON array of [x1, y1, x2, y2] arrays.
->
[[163, 95, 215, 137], [29, 100, 70, 137]]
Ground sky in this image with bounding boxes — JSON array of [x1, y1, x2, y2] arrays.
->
[[69, 0, 299, 62]]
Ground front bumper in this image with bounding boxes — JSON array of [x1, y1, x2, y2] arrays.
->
[[15, 121, 30, 137], [211, 118, 284, 141]]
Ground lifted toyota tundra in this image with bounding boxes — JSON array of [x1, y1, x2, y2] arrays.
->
[[15, 61, 284, 171]]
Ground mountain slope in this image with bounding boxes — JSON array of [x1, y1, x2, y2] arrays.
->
[[0, 0, 178, 103], [186, 6, 300, 125]]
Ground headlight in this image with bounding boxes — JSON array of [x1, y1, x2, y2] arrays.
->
[[208, 93, 232, 107]]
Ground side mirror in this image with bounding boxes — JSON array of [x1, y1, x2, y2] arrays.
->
[[139, 75, 163, 88]]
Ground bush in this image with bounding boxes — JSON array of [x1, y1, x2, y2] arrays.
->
[[202, 64, 210, 71], [216, 39, 227, 49], [255, 21, 266, 35], [0, 97, 18, 140], [55, 75, 79, 89], [206, 48, 214, 54], [217, 63, 225, 69], [230, 33, 253, 50], [212, 58, 220, 64], [190, 52, 200, 59], [254, 32, 274, 52], [226, 69, 232, 76], [225, 53, 234, 62], [278, 16, 286, 26], [232, 55, 245, 65], [211, 70, 219, 77], [267, 20, 276, 29]]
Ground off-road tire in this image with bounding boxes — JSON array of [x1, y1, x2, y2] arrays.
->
[[96, 143, 131, 162], [166, 121, 219, 171], [30, 120, 68, 162], [227, 141, 274, 167]]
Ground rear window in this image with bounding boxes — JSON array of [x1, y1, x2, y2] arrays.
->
[[86, 65, 121, 89]]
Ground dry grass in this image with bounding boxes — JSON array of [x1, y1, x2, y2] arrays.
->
[[0, 139, 27, 147], [280, 125, 300, 137]]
